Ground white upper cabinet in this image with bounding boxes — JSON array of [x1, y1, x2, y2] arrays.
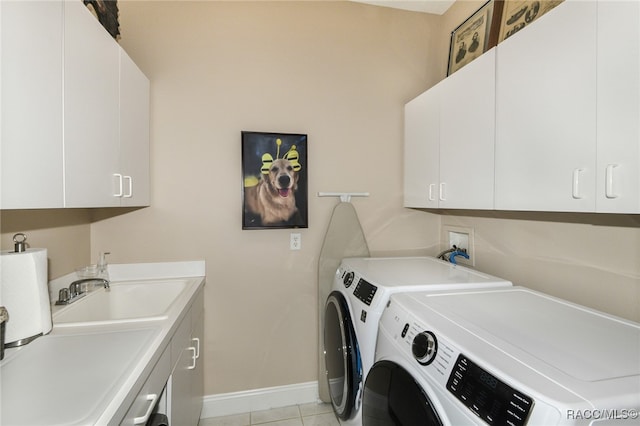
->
[[0, 0, 150, 210], [64, 0, 121, 207], [596, 0, 640, 213], [119, 48, 151, 207], [1, 1, 64, 209], [404, 84, 440, 208], [439, 49, 495, 210], [494, 0, 598, 212], [404, 49, 496, 210]]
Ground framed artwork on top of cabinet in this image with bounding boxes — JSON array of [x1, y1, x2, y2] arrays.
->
[[241, 131, 308, 230], [83, 0, 120, 39], [448, 0, 503, 76], [498, 0, 564, 42]]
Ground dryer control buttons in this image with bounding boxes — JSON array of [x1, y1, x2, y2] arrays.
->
[[343, 271, 355, 288], [401, 323, 410, 338], [412, 331, 438, 365]]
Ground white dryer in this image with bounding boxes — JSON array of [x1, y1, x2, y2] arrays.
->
[[363, 287, 640, 425], [322, 256, 513, 425]]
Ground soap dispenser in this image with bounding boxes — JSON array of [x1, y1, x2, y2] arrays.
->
[[97, 251, 110, 280]]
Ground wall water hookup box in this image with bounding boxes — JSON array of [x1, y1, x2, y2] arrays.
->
[[442, 225, 474, 266]]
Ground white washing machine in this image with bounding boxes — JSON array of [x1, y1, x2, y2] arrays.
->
[[363, 287, 640, 425], [322, 256, 513, 425]]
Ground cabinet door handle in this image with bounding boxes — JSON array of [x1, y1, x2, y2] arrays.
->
[[113, 173, 123, 197], [572, 169, 584, 199], [133, 393, 158, 425], [428, 184, 436, 201], [192, 337, 200, 359], [439, 183, 446, 201], [188, 347, 197, 369], [124, 175, 133, 198], [605, 164, 619, 199]]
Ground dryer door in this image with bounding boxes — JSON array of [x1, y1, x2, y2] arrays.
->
[[324, 291, 362, 420], [363, 360, 443, 425]]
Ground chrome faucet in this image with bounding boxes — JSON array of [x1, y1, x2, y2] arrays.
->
[[71, 277, 110, 290], [55, 278, 110, 305]]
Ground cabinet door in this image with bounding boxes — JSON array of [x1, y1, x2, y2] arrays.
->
[[1, 0, 64, 209], [170, 310, 195, 425], [495, 0, 597, 212], [121, 346, 170, 426], [190, 291, 205, 423], [439, 48, 496, 210], [596, 0, 640, 213], [119, 47, 151, 207], [63, 0, 120, 207], [403, 86, 440, 208]]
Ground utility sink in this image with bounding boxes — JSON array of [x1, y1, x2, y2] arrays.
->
[[53, 278, 193, 326]]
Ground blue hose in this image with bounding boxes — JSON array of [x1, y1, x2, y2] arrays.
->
[[449, 250, 470, 265]]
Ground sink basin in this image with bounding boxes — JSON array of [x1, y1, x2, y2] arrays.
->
[[1, 327, 159, 425], [53, 278, 192, 326]]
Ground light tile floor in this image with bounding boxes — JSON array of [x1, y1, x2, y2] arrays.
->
[[198, 402, 339, 426]]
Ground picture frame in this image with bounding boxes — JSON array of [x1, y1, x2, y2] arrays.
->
[[497, 0, 564, 43], [83, 0, 120, 40], [447, 0, 503, 76], [241, 131, 308, 230]]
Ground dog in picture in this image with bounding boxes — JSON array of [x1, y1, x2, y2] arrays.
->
[[244, 140, 303, 227]]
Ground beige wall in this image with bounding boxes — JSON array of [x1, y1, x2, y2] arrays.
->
[[2, 0, 638, 399], [1, 209, 92, 279], [89, 0, 442, 395], [437, 211, 640, 321]]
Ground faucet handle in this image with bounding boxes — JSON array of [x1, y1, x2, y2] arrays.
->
[[69, 282, 83, 297], [57, 288, 70, 304]]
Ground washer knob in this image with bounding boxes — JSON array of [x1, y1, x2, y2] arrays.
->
[[343, 271, 355, 288], [412, 331, 438, 365]]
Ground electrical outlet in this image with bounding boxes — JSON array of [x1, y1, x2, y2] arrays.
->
[[290, 233, 301, 250], [442, 225, 474, 266]]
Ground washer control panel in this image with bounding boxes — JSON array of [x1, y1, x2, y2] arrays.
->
[[340, 269, 377, 306], [353, 278, 377, 306], [447, 354, 534, 426]]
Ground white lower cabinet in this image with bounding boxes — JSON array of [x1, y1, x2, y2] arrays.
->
[[121, 346, 171, 426], [119, 287, 204, 426], [169, 289, 205, 425]]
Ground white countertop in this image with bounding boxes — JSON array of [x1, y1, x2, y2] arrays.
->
[[1, 261, 205, 426]]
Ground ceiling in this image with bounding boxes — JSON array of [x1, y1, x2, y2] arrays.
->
[[351, 0, 455, 15]]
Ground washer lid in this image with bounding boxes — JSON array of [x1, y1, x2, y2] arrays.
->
[[341, 257, 511, 289], [421, 287, 640, 382]]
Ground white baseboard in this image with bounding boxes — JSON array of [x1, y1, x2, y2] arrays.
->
[[200, 381, 320, 419]]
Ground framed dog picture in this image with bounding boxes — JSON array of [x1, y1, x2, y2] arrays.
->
[[242, 131, 308, 230]]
